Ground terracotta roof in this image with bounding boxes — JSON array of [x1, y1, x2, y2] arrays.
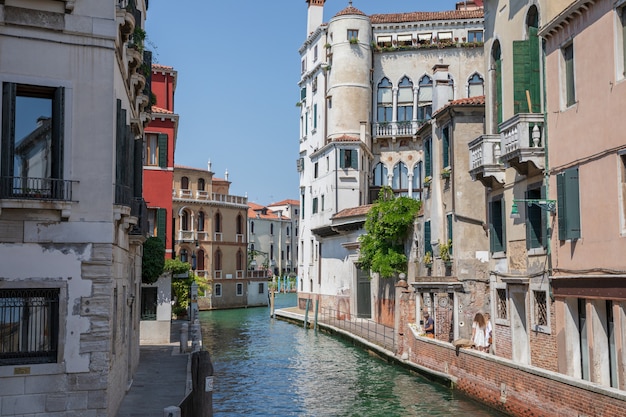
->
[[151, 105, 173, 114], [248, 202, 285, 220], [152, 63, 174, 70], [335, 5, 366, 17], [269, 199, 300, 206], [370, 9, 483, 24], [433, 95, 485, 117], [332, 134, 360, 142], [332, 204, 372, 220]]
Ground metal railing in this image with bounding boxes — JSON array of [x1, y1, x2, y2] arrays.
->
[[318, 306, 395, 351], [0, 176, 75, 201], [130, 197, 148, 236]]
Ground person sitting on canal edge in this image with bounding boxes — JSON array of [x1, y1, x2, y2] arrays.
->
[[424, 311, 434, 338]]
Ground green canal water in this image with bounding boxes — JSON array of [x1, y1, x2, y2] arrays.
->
[[199, 293, 506, 417]]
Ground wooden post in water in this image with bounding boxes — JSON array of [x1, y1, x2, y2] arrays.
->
[[270, 289, 275, 318], [304, 298, 310, 329], [314, 299, 319, 331]]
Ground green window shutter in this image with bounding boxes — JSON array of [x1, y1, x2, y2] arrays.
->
[[490, 199, 505, 252], [51, 87, 65, 180], [158, 134, 168, 168], [557, 167, 581, 240], [313, 104, 317, 129], [513, 39, 530, 114], [447, 213, 453, 255], [156, 208, 166, 242], [424, 221, 432, 255], [528, 27, 541, 114], [526, 189, 543, 249], [442, 127, 450, 168], [424, 138, 432, 177], [495, 58, 503, 127], [339, 149, 345, 168], [300, 87, 306, 101], [351, 149, 358, 169]]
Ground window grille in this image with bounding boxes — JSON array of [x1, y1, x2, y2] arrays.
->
[[496, 288, 507, 320], [534, 290, 547, 326]]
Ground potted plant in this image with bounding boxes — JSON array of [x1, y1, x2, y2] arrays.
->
[[349, 38, 359, 45], [441, 167, 451, 179], [424, 251, 433, 268], [439, 239, 452, 267], [423, 176, 432, 188]]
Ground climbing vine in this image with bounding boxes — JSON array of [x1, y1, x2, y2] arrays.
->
[[358, 187, 421, 278]]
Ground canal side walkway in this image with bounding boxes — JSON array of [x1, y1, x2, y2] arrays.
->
[[116, 321, 191, 417], [274, 307, 453, 386]]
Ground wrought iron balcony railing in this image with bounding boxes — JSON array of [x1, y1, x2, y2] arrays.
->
[[0, 177, 75, 201]]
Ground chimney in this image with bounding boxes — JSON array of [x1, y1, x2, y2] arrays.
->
[[432, 63, 451, 113], [207, 159, 212, 172], [307, 0, 325, 36], [225, 169, 229, 181]]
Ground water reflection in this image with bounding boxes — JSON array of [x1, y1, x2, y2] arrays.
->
[[200, 293, 505, 417]]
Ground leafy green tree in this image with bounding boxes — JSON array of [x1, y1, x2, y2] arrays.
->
[[142, 237, 165, 284], [164, 259, 193, 314], [358, 187, 421, 278]]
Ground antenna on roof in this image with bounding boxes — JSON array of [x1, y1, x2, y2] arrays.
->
[[348, 0, 352, 6]]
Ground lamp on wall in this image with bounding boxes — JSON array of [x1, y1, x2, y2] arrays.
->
[[510, 199, 556, 219]]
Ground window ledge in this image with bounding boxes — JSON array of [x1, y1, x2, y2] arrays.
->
[[532, 324, 550, 334], [0, 199, 72, 220]]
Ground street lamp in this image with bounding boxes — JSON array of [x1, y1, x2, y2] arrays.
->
[[510, 199, 556, 219]]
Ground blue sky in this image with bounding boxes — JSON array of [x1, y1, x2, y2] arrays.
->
[[145, 0, 460, 205]]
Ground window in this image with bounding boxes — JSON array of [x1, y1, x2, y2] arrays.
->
[[236, 283, 243, 296], [446, 213, 453, 256], [496, 288, 508, 320], [214, 249, 222, 272], [377, 78, 393, 122], [313, 44, 318, 62], [141, 286, 157, 321], [258, 283, 265, 294], [512, 18, 540, 113], [417, 76, 432, 121], [424, 220, 432, 255], [468, 73, 484, 97], [198, 178, 205, 191], [180, 249, 188, 263], [312, 77, 317, 93], [313, 104, 317, 129], [438, 31, 453, 42], [198, 211, 205, 232], [442, 126, 451, 168], [286, 226, 290, 236], [270, 244, 274, 260], [0, 288, 60, 365], [392, 162, 408, 192], [301, 58, 306, 74], [214, 212, 222, 233], [236, 250, 244, 271], [148, 208, 167, 240], [373, 162, 388, 187], [214, 284, 222, 297], [181, 210, 190, 231], [250, 221, 255, 234], [397, 34, 412, 46], [321, 195, 325, 211], [347, 29, 358, 42], [620, 6, 626, 77], [377, 35, 392, 47], [424, 137, 432, 178], [236, 214, 244, 235], [270, 223, 274, 235], [563, 43, 576, 107], [468, 30, 483, 43], [340, 149, 357, 169], [312, 197, 318, 214], [145, 134, 158, 166], [314, 162, 318, 178], [2, 83, 65, 198], [526, 188, 546, 250], [412, 162, 423, 199], [397, 76, 414, 122], [557, 167, 581, 240], [181, 176, 189, 190], [489, 197, 506, 253], [533, 290, 548, 328], [417, 33, 432, 44], [492, 42, 503, 126]]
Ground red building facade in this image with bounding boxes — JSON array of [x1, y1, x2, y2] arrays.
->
[[143, 64, 179, 257]]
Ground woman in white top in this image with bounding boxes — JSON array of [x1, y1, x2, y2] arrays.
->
[[471, 312, 488, 352]]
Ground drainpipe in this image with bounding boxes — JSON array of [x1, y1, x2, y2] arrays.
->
[[541, 39, 552, 279]]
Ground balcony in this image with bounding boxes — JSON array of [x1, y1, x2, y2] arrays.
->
[[499, 113, 545, 176], [129, 197, 148, 237], [178, 230, 195, 242], [468, 134, 505, 189], [0, 177, 75, 201], [373, 121, 420, 141], [173, 189, 247, 206]]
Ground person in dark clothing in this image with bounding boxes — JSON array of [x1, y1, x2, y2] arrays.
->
[[424, 311, 434, 338]]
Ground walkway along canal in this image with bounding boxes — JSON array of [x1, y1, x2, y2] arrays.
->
[[199, 293, 505, 417]]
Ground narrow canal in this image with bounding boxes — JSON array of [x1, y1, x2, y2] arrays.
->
[[199, 293, 506, 417]]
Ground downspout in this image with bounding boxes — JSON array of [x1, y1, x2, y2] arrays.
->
[[541, 38, 553, 280]]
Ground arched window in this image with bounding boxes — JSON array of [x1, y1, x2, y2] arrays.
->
[[250, 243, 255, 252], [214, 283, 222, 297], [197, 211, 205, 232], [286, 226, 290, 236], [397, 76, 414, 122], [251, 221, 255, 234], [270, 223, 274, 235], [392, 162, 409, 192], [236, 250, 244, 271], [377, 78, 393, 122], [214, 212, 222, 233], [181, 177, 189, 190], [181, 210, 190, 231], [236, 214, 244, 235], [198, 178, 205, 191], [180, 249, 188, 263], [412, 162, 423, 200], [468, 73, 484, 97], [214, 249, 222, 271], [373, 162, 388, 186], [197, 249, 205, 271], [417, 75, 433, 121]]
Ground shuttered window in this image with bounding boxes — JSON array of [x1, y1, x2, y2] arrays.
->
[[424, 220, 432, 255], [447, 213, 453, 256], [526, 188, 546, 249], [158, 133, 168, 168], [563, 44, 576, 107], [493, 44, 503, 127], [442, 126, 451, 168], [424, 137, 432, 177], [512, 27, 540, 114], [340, 149, 357, 169], [489, 197, 506, 253], [557, 167, 581, 240], [156, 208, 166, 242]]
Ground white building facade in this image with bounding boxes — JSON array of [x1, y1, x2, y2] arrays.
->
[[0, 1, 150, 415], [297, 1, 485, 316]]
